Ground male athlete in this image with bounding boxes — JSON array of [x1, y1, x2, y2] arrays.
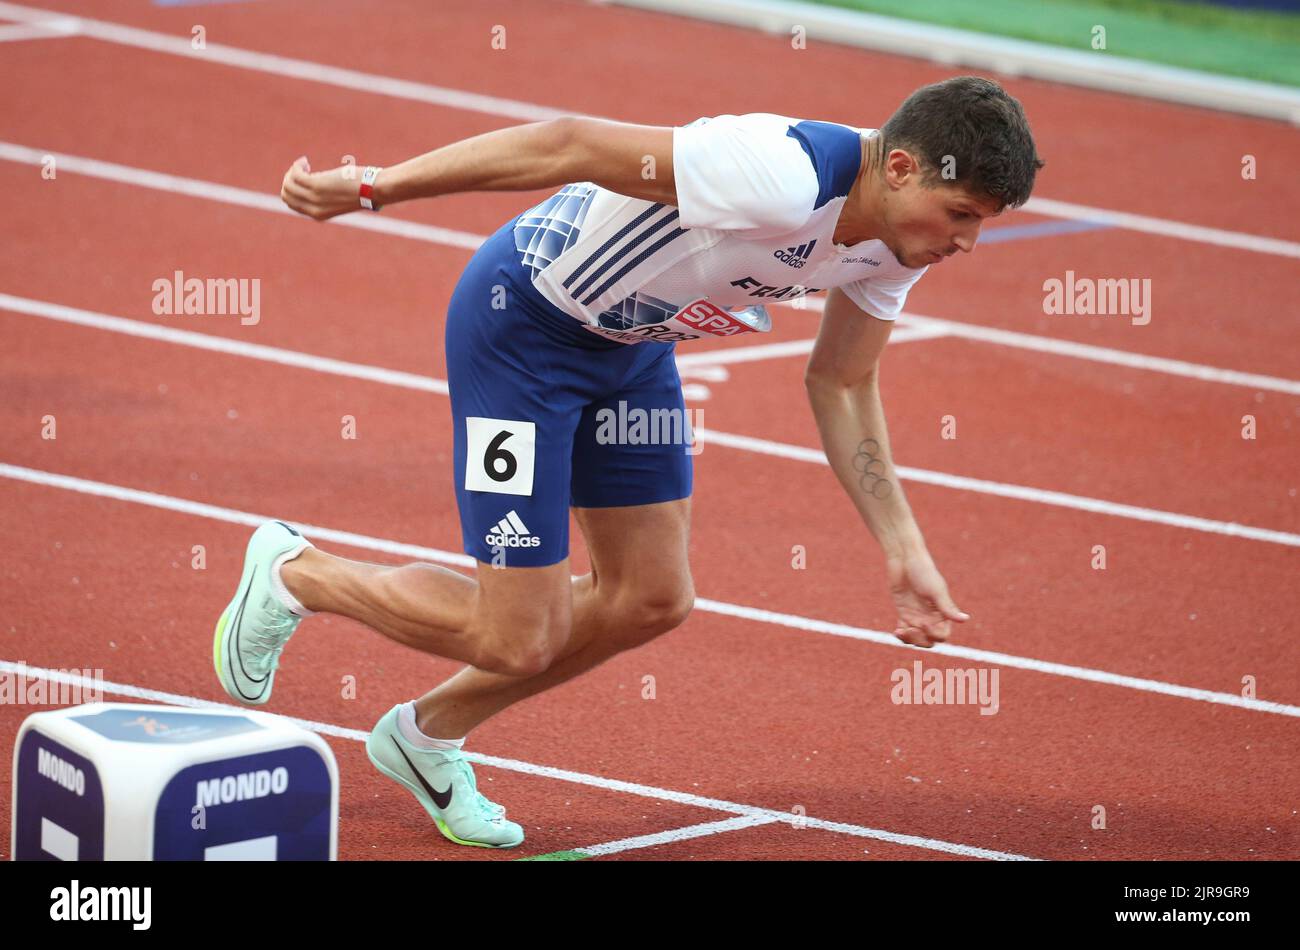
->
[[213, 76, 1042, 849]]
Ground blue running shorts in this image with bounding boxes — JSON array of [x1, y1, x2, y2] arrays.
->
[[446, 214, 694, 568]]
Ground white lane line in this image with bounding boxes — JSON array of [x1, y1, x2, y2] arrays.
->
[[4, 140, 1294, 396], [1025, 196, 1300, 260], [694, 427, 1300, 548], [796, 299, 1300, 397], [694, 597, 1300, 718], [0, 142, 484, 251], [4, 292, 1297, 549], [630, 298, 1300, 397], [0, 461, 475, 568], [676, 364, 730, 382], [676, 338, 818, 367], [675, 324, 950, 368], [3, 463, 1297, 719], [0, 16, 76, 42], [0, 2, 1295, 258], [0, 291, 823, 397], [0, 292, 450, 395], [901, 312, 1300, 396], [565, 814, 785, 859], [0, 661, 1034, 861], [0, 2, 580, 124]]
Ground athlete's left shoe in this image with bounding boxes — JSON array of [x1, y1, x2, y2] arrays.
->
[[213, 520, 313, 706], [366, 704, 524, 849]]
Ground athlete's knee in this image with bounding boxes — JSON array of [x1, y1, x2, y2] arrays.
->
[[478, 644, 547, 678], [470, 609, 571, 677], [467, 559, 573, 675], [612, 581, 695, 648]]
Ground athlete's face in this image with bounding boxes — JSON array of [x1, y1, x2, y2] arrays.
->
[[878, 153, 1002, 269]]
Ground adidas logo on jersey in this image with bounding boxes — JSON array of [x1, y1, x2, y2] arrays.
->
[[485, 510, 541, 548], [773, 240, 816, 268]]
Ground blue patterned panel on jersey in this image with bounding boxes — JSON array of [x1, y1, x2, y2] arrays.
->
[[594, 290, 682, 332], [562, 205, 686, 307], [785, 120, 864, 210], [514, 183, 598, 279]]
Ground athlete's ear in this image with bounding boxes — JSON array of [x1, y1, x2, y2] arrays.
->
[[882, 148, 920, 189]]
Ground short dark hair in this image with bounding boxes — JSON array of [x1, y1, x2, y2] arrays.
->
[[880, 76, 1044, 211]]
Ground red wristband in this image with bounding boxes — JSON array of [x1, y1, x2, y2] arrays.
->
[[359, 166, 382, 211]]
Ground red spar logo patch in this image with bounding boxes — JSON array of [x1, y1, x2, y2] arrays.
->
[[673, 300, 758, 337]]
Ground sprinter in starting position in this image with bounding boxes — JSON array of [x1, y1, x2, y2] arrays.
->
[[213, 76, 1043, 849]]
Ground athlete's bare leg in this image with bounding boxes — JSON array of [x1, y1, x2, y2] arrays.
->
[[280, 544, 572, 679], [411, 497, 693, 739], [278, 498, 692, 720]]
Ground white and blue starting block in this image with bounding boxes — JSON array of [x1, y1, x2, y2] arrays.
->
[[11, 702, 338, 860]]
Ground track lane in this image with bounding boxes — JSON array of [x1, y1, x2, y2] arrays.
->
[[5, 0, 1294, 868], [2, 123, 1295, 378], [7, 0, 1299, 239], [3, 315, 1297, 703], [1, 479, 1296, 860]]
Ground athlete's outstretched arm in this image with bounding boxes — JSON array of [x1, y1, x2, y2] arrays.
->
[[279, 117, 677, 221], [804, 287, 970, 649]]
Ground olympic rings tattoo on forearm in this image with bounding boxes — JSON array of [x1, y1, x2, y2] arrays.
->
[[851, 438, 893, 499]]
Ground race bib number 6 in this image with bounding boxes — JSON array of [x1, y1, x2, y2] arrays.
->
[[465, 417, 536, 496]]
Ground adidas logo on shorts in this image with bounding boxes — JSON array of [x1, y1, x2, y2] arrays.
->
[[485, 510, 541, 548]]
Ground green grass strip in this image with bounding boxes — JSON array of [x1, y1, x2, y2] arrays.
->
[[804, 0, 1300, 87], [515, 849, 590, 861]]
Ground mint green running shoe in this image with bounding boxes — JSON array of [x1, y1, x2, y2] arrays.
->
[[213, 520, 313, 706], [366, 704, 524, 849]]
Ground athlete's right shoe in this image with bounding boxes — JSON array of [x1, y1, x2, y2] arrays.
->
[[213, 520, 313, 706], [366, 704, 525, 849]]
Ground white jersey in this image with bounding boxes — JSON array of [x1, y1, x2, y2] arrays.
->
[[511, 112, 928, 345]]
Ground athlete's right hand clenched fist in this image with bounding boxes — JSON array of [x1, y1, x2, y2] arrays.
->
[[279, 156, 370, 221]]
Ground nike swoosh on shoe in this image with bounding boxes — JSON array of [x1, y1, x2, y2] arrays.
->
[[391, 737, 454, 809], [229, 585, 268, 702]]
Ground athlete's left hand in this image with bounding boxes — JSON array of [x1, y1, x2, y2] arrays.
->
[[279, 156, 369, 221], [886, 553, 970, 648]]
